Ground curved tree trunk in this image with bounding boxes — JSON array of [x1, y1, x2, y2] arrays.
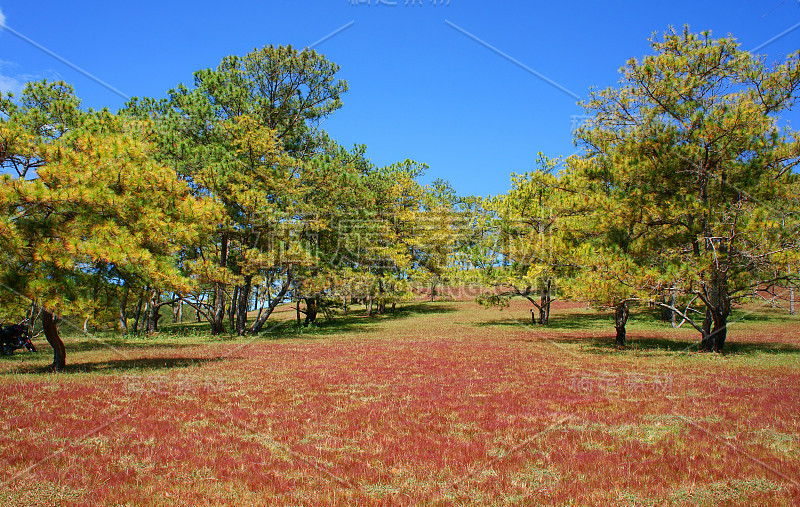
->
[[249, 277, 291, 334], [615, 301, 629, 348], [42, 310, 65, 371]]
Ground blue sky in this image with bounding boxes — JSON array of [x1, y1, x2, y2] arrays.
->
[[1, 1, 798, 197]]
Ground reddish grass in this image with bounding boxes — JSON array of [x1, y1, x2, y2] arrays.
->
[[0, 300, 798, 505]]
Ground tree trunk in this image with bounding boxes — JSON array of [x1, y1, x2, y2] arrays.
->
[[711, 315, 728, 353], [660, 290, 676, 325], [132, 287, 146, 333], [236, 276, 252, 336], [378, 278, 386, 315], [172, 293, 180, 324], [659, 295, 668, 320], [142, 295, 150, 333], [250, 277, 291, 334], [304, 297, 318, 327], [539, 278, 552, 325], [119, 283, 129, 333], [26, 303, 41, 337], [668, 290, 676, 328], [146, 292, 162, 333], [615, 300, 629, 347], [211, 232, 229, 335], [228, 286, 238, 331], [701, 269, 731, 353], [700, 307, 714, 352], [252, 283, 266, 324], [366, 294, 373, 317], [147, 308, 161, 333], [42, 310, 65, 371]]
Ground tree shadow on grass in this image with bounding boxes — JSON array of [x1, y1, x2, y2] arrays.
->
[[473, 309, 615, 331], [201, 302, 460, 342], [0, 337, 207, 373], [548, 334, 800, 357], [548, 335, 698, 356], [6, 356, 229, 375], [62, 339, 201, 353], [706, 340, 800, 356]]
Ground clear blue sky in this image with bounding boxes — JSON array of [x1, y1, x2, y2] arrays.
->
[[1, 1, 798, 197]]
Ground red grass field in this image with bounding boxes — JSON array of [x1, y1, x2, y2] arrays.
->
[[1, 299, 799, 505]]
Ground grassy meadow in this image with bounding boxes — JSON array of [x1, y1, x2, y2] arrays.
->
[[0, 298, 798, 506]]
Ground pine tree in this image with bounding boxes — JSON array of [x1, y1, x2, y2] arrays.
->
[[575, 27, 800, 352], [0, 81, 219, 370]]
